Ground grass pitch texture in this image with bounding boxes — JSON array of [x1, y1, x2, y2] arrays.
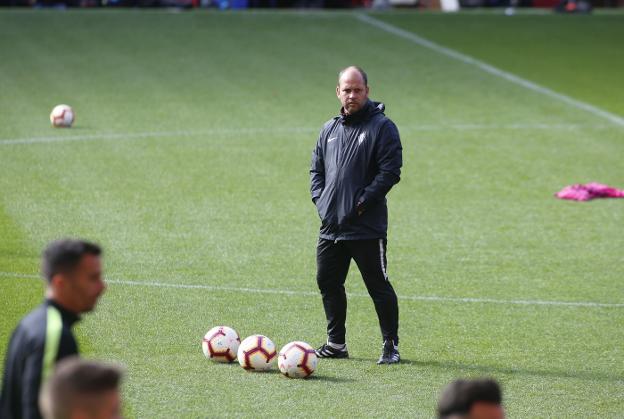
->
[[0, 10, 623, 417]]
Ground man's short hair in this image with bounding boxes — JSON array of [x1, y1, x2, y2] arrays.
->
[[41, 239, 102, 282], [40, 357, 123, 419], [437, 378, 503, 419], [338, 66, 368, 86]]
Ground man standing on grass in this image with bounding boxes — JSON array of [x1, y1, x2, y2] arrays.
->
[[0, 239, 106, 419], [310, 66, 403, 364]]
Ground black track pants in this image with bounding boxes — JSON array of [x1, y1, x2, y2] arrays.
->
[[316, 238, 399, 346]]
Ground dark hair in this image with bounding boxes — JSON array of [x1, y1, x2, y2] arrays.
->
[[338, 66, 368, 86], [41, 239, 102, 282], [437, 378, 503, 419], [40, 357, 122, 419]]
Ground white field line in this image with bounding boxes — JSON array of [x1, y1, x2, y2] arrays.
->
[[1, 271, 622, 309], [356, 14, 624, 128], [0, 122, 610, 147]]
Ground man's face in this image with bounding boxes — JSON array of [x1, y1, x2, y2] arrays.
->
[[469, 402, 505, 419], [71, 390, 122, 419], [60, 254, 106, 314], [336, 69, 369, 115]]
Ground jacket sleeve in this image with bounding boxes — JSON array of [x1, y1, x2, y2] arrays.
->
[[21, 349, 43, 419], [310, 130, 325, 204], [361, 120, 402, 205]]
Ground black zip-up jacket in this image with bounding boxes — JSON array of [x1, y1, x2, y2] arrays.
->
[[0, 299, 80, 419], [310, 100, 403, 241]]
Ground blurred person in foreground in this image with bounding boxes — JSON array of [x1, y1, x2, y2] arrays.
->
[[310, 66, 403, 364], [437, 378, 505, 419], [40, 357, 123, 419], [0, 239, 106, 419]]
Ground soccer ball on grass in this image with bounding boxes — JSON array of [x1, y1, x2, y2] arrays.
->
[[278, 341, 318, 378], [237, 335, 277, 371], [202, 326, 240, 363], [49, 104, 75, 128]]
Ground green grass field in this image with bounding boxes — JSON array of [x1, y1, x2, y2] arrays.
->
[[1, 9, 623, 417]]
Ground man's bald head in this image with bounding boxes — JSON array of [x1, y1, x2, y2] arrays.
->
[[336, 66, 369, 115], [338, 66, 368, 87]]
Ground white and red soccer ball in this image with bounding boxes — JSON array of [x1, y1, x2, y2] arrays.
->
[[202, 326, 240, 363], [237, 335, 277, 371], [278, 341, 318, 378], [50, 104, 74, 128]]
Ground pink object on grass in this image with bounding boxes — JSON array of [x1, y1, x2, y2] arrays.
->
[[555, 182, 624, 201]]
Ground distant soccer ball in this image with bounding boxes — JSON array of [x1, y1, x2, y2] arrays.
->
[[50, 104, 74, 128], [278, 341, 318, 378], [202, 326, 240, 363], [237, 335, 277, 371]]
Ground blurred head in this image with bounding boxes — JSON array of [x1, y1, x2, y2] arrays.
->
[[336, 66, 369, 115], [437, 378, 505, 419], [40, 357, 123, 419], [42, 239, 105, 314]]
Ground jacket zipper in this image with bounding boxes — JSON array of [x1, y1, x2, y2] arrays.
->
[[333, 124, 349, 243]]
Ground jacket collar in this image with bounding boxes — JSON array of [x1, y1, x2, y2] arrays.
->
[[339, 100, 384, 126], [340, 100, 374, 126], [46, 299, 81, 325]]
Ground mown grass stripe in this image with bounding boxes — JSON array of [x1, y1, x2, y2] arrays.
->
[[356, 13, 624, 127]]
